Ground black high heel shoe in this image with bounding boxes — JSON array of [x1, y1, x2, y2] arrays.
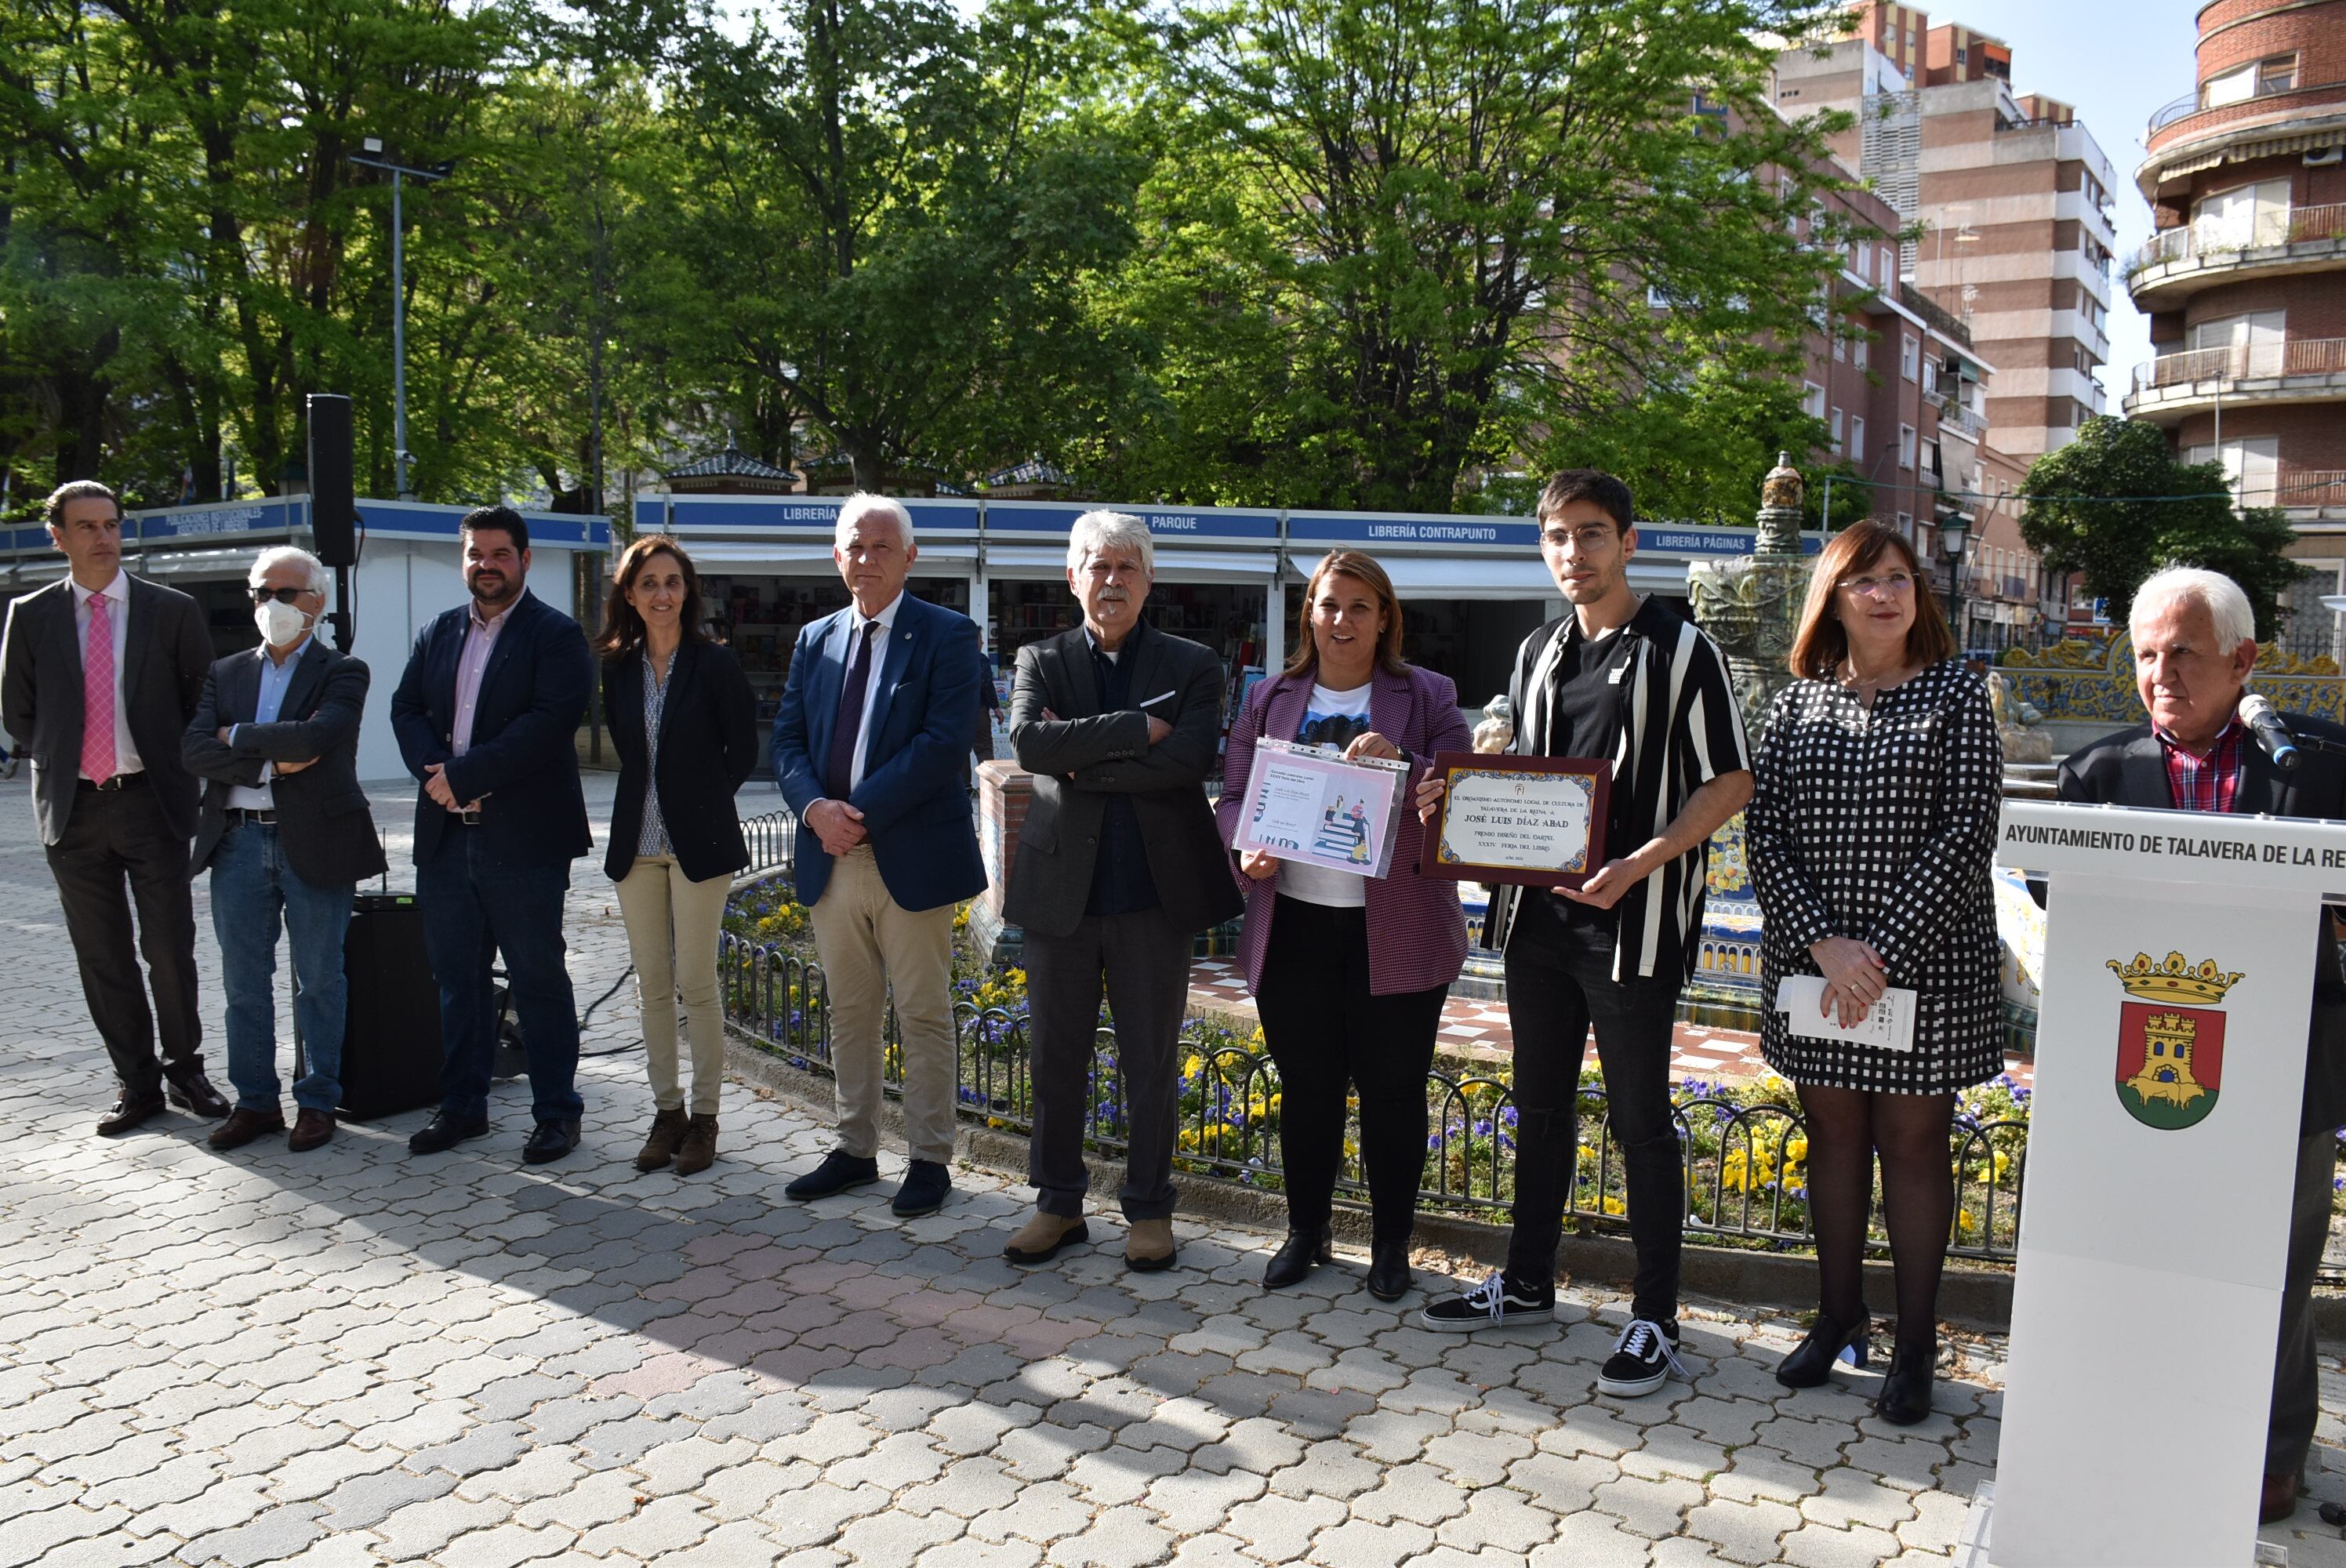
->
[[1874, 1342, 1936, 1425], [1264, 1225, 1333, 1289], [1774, 1311, 1871, 1388], [1366, 1238, 1412, 1301]]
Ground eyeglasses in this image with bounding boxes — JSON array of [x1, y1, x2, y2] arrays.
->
[[249, 586, 309, 604], [1840, 572, 1916, 597], [1542, 524, 1618, 556]]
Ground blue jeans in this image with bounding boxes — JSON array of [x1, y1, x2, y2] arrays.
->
[[415, 827, 583, 1124], [209, 821, 354, 1115]]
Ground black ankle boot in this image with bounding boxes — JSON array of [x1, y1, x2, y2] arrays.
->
[[1366, 1238, 1411, 1301], [1775, 1310, 1870, 1389], [1875, 1342, 1935, 1425], [1264, 1225, 1333, 1289]]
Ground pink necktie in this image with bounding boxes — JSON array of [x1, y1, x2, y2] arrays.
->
[[82, 593, 117, 783]]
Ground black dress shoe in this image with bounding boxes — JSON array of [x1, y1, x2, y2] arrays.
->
[[1366, 1238, 1412, 1302], [521, 1120, 581, 1165], [891, 1159, 952, 1217], [785, 1149, 881, 1200], [1874, 1343, 1935, 1425], [2261, 1469, 2302, 1525], [1264, 1225, 1332, 1289], [1776, 1311, 1871, 1388], [409, 1109, 490, 1155], [165, 1073, 231, 1120], [97, 1091, 166, 1137]]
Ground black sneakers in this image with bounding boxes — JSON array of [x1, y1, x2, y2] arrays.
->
[[1597, 1316, 1685, 1398], [1420, 1271, 1556, 1330]]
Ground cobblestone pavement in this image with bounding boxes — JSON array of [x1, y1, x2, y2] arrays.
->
[[1, 771, 2340, 1566]]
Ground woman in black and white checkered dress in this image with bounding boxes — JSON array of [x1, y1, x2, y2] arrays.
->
[[1747, 518, 2003, 1429]]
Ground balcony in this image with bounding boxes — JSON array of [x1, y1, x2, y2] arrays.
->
[[2144, 78, 2335, 155], [2275, 470, 2346, 517], [2126, 203, 2346, 304], [2124, 337, 2346, 423]]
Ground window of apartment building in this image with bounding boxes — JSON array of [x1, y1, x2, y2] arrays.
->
[[2203, 55, 2297, 108], [1830, 408, 1844, 455], [1921, 356, 1938, 396], [1854, 335, 1870, 372], [1850, 416, 1866, 465], [1833, 331, 1847, 362], [1899, 424, 1917, 470], [1803, 382, 1826, 419], [2183, 437, 2279, 506], [2188, 310, 2286, 376], [1895, 512, 1914, 542], [1924, 437, 1941, 480], [2195, 180, 2292, 249], [1901, 333, 1919, 381]]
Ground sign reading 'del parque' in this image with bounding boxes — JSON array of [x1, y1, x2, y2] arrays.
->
[[1986, 799, 2346, 1568]]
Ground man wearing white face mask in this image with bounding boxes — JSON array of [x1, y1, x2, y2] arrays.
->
[[183, 546, 387, 1153]]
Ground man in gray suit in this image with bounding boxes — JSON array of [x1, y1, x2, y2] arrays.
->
[[1001, 510, 1244, 1272], [184, 546, 387, 1155], [0, 480, 227, 1134]]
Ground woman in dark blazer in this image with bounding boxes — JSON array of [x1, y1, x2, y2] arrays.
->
[[596, 536, 758, 1175], [1214, 550, 1472, 1300]]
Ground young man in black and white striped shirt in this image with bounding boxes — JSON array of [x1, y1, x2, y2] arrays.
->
[[1417, 470, 1752, 1398]]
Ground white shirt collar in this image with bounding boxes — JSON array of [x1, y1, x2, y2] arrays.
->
[[855, 591, 906, 634], [74, 571, 127, 609]]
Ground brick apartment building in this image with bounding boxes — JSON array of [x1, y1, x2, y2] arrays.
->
[[2123, 0, 2346, 654], [1773, 5, 2123, 469], [1792, 103, 2061, 647]]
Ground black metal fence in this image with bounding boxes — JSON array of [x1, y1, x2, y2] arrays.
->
[[717, 930, 2030, 1262]]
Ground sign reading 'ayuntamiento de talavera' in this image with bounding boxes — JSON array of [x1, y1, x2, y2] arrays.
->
[[1987, 798, 2346, 1568]]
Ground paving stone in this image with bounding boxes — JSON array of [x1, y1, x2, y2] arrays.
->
[[1781, 1521, 1904, 1568], [1222, 1492, 1348, 1562], [1302, 1517, 1437, 1568], [1799, 1468, 1918, 1533], [1590, 1472, 1709, 1540], [1687, 1495, 1803, 1566], [1043, 1512, 1177, 1568]]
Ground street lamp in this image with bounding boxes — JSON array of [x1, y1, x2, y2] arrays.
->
[[1939, 514, 1970, 655], [348, 137, 453, 500]]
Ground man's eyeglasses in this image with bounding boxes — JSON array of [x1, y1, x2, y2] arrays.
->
[[1840, 572, 1916, 597], [1542, 524, 1618, 555], [249, 586, 309, 604]]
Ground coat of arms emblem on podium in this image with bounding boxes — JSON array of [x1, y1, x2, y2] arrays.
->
[[2106, 951, 2246, 1131]]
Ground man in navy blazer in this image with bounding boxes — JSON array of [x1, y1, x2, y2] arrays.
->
[[390, 506, 594, 1166], [772, 493, 986, 1217]]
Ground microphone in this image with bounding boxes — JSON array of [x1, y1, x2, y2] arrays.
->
[[2240, 693, 2301, 771]]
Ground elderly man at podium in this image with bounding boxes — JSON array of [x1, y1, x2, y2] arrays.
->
[[2055, 564, 2346, 1526]]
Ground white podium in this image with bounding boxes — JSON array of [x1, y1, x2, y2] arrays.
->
[[1986, 799, 2346, 1566]]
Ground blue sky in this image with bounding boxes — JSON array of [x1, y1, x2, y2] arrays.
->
[[1868, 0, 2204, 404]]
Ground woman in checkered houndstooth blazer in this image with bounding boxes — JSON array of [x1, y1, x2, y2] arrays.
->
[[1746, 519, 2003, 1429]]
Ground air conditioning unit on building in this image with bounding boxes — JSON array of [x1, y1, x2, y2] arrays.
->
[[2306, 146, 2344, 168]]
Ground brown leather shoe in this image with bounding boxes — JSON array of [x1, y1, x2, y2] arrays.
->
[[1125, 1218, 1178, 1272], [165, 1073, 231, 1120], [288, 1109, 336, 1152], [635, 1108, 688, 1172], [1004, 1210, 1089, 1265], [2261, 1469, 2301, 1525], [97, 1090, 166, 1137], [209, 1106, 288, 1151], [674, 1114, 718, 1176]]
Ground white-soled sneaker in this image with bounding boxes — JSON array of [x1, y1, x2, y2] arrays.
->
[[1596, 1316, 1686, 1397], [1419, 1270, 1555, 1331]]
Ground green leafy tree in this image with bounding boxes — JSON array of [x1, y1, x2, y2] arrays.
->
[[2019, 415, 2303, 638], [1101, 0, 1851, 512]]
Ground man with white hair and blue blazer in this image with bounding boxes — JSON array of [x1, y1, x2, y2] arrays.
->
[[772, 493, 986, 1218]]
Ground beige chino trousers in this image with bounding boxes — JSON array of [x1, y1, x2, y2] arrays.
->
[[807, 845, 959, 1164], [614, 854, 732, 1117]]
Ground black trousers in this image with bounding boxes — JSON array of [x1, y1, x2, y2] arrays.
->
[[1255, 896, 1449, 1243], [45, 780, 205, 1095], [1024, 904, 1191, 1221], [1502, 893, 1685, 1322], [2268, 1124, 2334, 1479]]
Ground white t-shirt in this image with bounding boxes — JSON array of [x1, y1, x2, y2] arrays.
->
[[1278, 681, 1375, 908]]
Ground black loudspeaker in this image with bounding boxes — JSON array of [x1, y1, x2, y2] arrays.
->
[[307, 392, 357, 568], [338, 891, 443, 1119]]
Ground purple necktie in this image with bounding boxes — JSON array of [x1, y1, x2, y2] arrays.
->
[[823, 619, 879, 801], [82, 593, 117, 783]]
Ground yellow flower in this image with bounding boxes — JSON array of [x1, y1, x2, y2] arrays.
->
[[1601, 1196, 1626, 1215]]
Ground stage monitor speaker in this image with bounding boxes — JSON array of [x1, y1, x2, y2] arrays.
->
[[307, 392, 357, 568], [338, 891, 443, 1120]]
